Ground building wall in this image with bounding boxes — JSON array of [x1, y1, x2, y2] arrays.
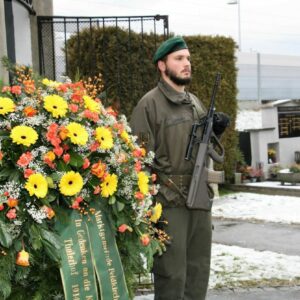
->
[[237, 52, 300, 101], [250, 103, 300, 173]]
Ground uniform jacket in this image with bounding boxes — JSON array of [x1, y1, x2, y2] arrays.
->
[[130, 79, 210, 207]]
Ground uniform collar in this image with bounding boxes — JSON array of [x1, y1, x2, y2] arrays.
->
[[158, 79, 191, 104]]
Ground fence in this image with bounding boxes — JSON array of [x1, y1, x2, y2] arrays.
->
[[37, 15, 169, 81]]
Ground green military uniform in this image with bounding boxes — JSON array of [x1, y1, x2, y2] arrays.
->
[[130, 79, 212, 300]]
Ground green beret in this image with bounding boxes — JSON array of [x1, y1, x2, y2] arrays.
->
[[153, 36, 188, 64]]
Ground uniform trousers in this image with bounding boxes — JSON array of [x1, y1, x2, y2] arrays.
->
[[153, 206, 212, 300]]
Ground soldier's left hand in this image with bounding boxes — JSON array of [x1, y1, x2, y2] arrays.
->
[[213, 112, 230, 136]]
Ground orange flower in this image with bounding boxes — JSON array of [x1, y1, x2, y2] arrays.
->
[[23, 80, 35, 94], [90, 141, 100, 152], [16, 250, 30, 267], [0, 204, 4, 211], [118, 224, 133, 233], [135, 191, 144, 200], [44, 151, 56, 162], [23, 106, 37, 117], [0, 151, 3, 161], [91, 161, 106, 179], [17, 152, 33, 167], [133, 147, 146, 158], [140, 234, 150, 246], [83, 110, 99, 122], [42, 206, 55, 219], [7, 198, 18, 208], [59, 126, 69, 140]]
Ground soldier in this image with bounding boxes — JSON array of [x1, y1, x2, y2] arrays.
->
[[130, 36, 229, 300]]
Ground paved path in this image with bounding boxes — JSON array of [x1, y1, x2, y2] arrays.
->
[[135, 286, 300, 300], [212, 219, 300, 256]]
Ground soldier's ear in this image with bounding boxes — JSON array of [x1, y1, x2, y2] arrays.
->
[[157, 60, 166, 72]]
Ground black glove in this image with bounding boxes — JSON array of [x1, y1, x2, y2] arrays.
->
[[213, 112, 230, 136]]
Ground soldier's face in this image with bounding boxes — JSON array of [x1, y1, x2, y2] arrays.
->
[[162, 49, 192, 86]]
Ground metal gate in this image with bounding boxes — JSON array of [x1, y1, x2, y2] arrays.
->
[[37, 15, 169, 81]]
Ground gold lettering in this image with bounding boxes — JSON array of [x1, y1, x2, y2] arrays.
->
[[65, 239, 78, 275]]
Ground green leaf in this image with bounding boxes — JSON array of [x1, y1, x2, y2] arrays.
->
[[40, 228, 63, 262], [116, 201, 125, 212], [29, 224, 42, 250], [69, 151, 84, 168], [108, 195, 116, 205], [0, 220, 13, 248], [0, 167, 14, 179], [56, 160, 71, 172]]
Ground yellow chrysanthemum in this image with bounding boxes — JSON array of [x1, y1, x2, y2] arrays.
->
[[150, 203, 162, 223], [120, 130, 131, 144], [95, 127, 113, 150], [83, 95, 101, 113], [25, 173, 48, 198], [138, 171, 149, 195], [10, 125, 38, 147], [101, 173, 118, 198], [66, 122, 89, 145], [44, 95, 68, 118], [42, 78, 60, 88], [0, 97, 15, 115], [59, 171, 83, 196]]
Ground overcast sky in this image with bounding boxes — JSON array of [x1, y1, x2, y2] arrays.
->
[[53, 0, 300, 56]]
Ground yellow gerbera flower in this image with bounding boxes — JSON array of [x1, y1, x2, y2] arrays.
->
[[44, 95, 68, 118], [150, 203, 162, 223], [59, 171, 83, 196], [10, 125, 38, 147], [0, 97, 15, 115], [138, 171, 149, 195], [101, 173, 118, 198], [25, 173, 48, 198], [83, 95, 101, 113], [95, 127, 113, 150], [66, 122, 89, 145]]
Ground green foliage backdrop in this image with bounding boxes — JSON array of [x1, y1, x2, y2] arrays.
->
[[66, 28, 238, 180]]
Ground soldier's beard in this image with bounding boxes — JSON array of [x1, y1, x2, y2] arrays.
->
[[165, 67, 191, 86]]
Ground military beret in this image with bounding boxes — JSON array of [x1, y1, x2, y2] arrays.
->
[[153, 36, 188, 64]]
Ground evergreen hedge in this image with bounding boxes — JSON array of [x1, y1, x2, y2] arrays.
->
[[66, 27, 238, 180]]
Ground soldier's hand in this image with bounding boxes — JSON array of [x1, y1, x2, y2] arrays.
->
[[213, 112, 230, 136]]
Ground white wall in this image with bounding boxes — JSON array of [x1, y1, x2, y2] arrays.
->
[[12, 0, 32, 65]]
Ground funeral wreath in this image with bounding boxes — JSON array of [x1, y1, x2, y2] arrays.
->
[[0, 62, 167, 299]]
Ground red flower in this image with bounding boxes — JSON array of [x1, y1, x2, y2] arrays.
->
[[140, 234, 150, 246], [69, 104, 79, 113], [63, 153, 71, 163], [6, 208, 17, 219], [17, 152, 33, 167], [0, 151, 3, 161], [11, 85, 22, 95], [135, 191, 144, 200], [82, 158, 90, 169], [89, 141, 100, 152], [134, 161, 142, 172], [118, 224, 128, 233], [53, 147, 63, 157], [24, 168, 35, 178], [2, 86, 11, 93], [0, 204, 4, 211]]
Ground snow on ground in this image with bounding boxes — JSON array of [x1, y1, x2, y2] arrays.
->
[[135, 191, 300, 298], [210, 243, 300, 289], [213, 192, 300, 224]]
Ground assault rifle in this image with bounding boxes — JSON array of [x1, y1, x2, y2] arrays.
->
[[185, 73, 225, 210]]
